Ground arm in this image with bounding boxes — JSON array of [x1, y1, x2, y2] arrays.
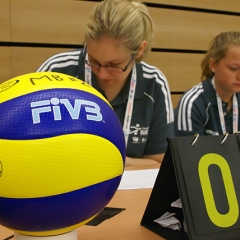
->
[[125, 153, 163, 167]]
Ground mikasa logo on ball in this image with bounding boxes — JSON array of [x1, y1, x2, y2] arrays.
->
[[31, 97, 102, 124]]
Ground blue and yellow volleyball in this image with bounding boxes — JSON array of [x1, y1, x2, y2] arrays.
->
[[0, 72, 125, 236]]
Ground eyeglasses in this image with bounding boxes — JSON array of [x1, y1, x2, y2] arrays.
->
[[82, 44, 135, 73]]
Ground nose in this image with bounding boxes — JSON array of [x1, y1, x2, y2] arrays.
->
[[237, 70, 240, 80], [96, 66, 110, 79]]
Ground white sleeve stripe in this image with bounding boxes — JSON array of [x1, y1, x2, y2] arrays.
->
[[177, 84, 204, 131], [142, 63, 174, 123], [177, 86, 198, 130], [143, 72, 173, 123], [187, 91, 203, 131], [142, 62, 167, 79], [180, 86, 199, 131], [37, 57, 79, 72], [38, 61, 79, 72], [36, 50, 81, 72]]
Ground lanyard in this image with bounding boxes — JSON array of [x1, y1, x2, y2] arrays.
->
[[84, 53, 137, 147], [212, 78, 238, 134]]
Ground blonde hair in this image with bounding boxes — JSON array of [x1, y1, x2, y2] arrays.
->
[[84, 0, 154, 62], [201, 31, 240, 80]]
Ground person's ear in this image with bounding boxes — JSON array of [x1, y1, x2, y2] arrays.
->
[[136, 40, 147, 58], [209, 58, 216, 73]]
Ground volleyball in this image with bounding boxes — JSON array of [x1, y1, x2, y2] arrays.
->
[[0, 72, 125, 236]]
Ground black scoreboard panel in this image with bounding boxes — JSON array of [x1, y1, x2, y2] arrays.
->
[[141, 135, 240, 240]]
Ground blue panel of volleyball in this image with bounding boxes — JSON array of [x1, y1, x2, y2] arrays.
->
[[0, 72, 125, 236]]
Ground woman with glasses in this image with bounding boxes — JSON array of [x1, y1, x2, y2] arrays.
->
[[36, 0, 174, 166]]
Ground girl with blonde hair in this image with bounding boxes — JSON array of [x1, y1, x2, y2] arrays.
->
[[175, 32, 240, 136], [37, 0, 174, 165]]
